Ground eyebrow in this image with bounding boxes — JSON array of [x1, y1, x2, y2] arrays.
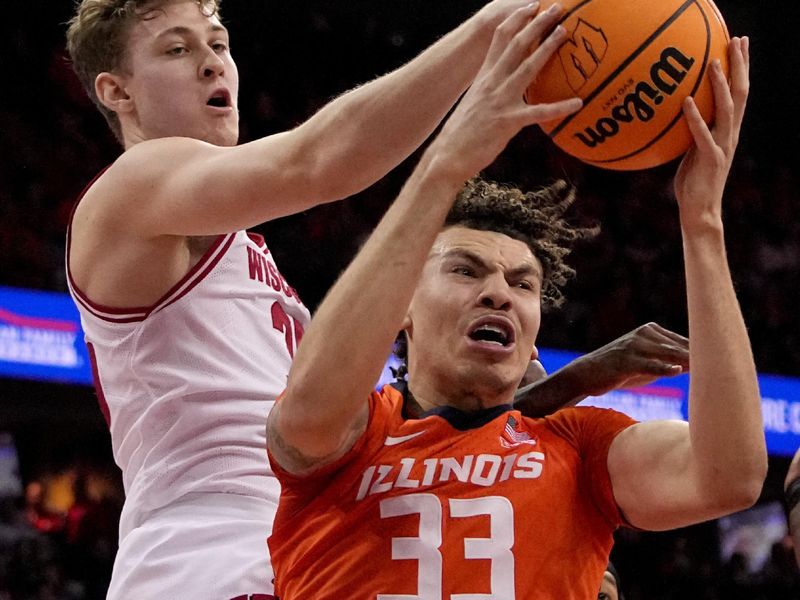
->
[[441, 248, 542, 279], [155, 24, 228, 39]]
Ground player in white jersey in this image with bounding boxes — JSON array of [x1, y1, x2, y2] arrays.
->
[[64, 1, 691, 598], [66, 226, 306, 597]]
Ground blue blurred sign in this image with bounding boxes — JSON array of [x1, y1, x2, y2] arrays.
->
[[2, 286, 800, 456], [538, 348, 800, 457], [0, 285, 91, 385]]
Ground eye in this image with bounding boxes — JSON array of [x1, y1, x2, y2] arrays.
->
[[167, 46, 188, 56], [211, 41, 229, 52], [514, 278, 539, 292], [452, 265, 474, 277]]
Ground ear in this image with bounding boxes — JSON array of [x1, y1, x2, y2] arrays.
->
[[531, 344, 539, 361], [95, 71, 134, 115]]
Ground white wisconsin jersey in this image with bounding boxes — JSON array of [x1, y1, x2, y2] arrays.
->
[[66, 226, 310, 542]]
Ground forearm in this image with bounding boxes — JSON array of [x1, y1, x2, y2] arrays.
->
[[294, 10, 493, 199], [280, 151, 464, 455], [515, 367, 587, 417], [682, 223, 766, 500], [272, 1, 577, 462]]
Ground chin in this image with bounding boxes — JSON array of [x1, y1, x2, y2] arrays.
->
[[205, 130, 238, 147], [459, 365, 519, 399], [223, 124, 240, 146]]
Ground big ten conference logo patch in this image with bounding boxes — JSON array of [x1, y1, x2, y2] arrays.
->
[[558, 18, 608, 93]]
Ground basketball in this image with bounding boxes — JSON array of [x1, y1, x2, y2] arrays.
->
[[525, 0, 730, 170]]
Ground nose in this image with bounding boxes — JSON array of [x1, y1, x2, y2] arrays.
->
[[200, 49, 225, 79], [477, 273, 512, 311]]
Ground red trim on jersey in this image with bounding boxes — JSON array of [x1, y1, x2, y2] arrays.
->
[[247, 232, 267, 249], [67, 286, 150, 323], [86, 342, 111, 428], [152, 233, 236, 315], [68, 233, 234, 322], [65, 166, 151, 322]]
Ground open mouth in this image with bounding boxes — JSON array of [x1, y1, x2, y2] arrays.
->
[[206, 89, 231, 108], [468, 319, 515, 347]]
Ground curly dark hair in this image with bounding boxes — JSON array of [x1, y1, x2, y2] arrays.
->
[[447, 177, 596, 309], [392, 177, 597, 381]]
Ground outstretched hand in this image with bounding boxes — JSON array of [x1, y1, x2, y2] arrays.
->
[[477, 0, 554, 30], [564, 322, 689, 398], [431, 1, 582, 179], [674, 37, 749, 229], [515, 323, 689, 418]]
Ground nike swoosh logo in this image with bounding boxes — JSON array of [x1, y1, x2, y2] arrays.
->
[[384, 430, 427, 446]]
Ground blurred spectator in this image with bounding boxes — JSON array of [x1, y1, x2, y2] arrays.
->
[[599, 562, 625, 600], [23, 482, 63, 536]]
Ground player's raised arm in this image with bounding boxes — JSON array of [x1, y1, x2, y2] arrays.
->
[[514, 322, 689, 418], [68, 1, 562, 309], [605, 37, 767, 531], [82, 0, 549, 239], [267, 4, 582, 475]]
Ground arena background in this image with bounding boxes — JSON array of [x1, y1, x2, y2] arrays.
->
[[1, 1, 799, 598]]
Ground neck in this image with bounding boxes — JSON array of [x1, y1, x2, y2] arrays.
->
[[406, 373, 515, 415]]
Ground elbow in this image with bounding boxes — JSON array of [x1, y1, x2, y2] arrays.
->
[[709, 457, 768, 513], [732, 474, 766, 511], [742, 446, 770, 505]]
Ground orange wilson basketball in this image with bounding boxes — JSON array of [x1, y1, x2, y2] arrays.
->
[[526, 0, 730, 170]]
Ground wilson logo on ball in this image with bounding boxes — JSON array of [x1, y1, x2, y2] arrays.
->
[[558, 19, 608, 93], [574, 46, 696, 149], [525, 0, 730, 170]]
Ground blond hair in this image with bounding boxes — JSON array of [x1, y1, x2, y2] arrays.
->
[[66, 0, 220, 142]]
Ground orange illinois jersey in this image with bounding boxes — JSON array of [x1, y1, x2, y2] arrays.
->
[[269, 384, 637, 600]]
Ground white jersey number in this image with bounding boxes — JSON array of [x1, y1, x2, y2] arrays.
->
[[377, 493, 515, 600]]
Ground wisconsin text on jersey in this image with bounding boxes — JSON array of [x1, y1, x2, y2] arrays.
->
[[246, 237, 303, 304]]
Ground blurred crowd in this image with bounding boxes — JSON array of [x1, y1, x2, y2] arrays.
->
[[1, 1, 799, 598], [0, 466, 122, 600]]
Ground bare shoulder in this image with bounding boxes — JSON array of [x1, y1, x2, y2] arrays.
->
[[74, 138, 210, 228], [69, 138, 219, 307]]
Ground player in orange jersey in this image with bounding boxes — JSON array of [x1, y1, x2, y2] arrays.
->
[[267, 22, 765, 600]]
